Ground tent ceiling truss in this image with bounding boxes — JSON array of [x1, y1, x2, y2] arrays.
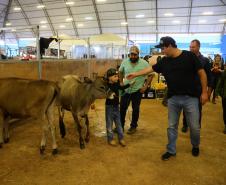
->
[[187, 0, 193, 33], [38, 0, 56, 36], [14, 0, 36, 36], [122, 0, 129, 40], [155, 0, 158, 42], [0, 0, 225, 41], [92, 0, 102, 34], [64, 0, 79, 37]]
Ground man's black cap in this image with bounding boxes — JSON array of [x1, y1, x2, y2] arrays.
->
[[155, 36, 177, 48]]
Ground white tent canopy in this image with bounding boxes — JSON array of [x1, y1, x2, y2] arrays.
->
[[89, 33, 127, 46], [2, 0, 224, 43]]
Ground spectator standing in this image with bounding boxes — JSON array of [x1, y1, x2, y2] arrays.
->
[[181, 39, 213, 133], [119, 46, 150, 134], [215, 68, 226, 134], [127, 37, 208, 160], [211, 54, 224, 104]]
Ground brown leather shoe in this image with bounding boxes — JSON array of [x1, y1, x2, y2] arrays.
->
[[127, 127, 136, 135], [108, 140, 117, 146], [119, 139, 126, 147]]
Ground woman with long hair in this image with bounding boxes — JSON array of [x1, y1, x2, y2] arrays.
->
[[211, 54, 224, 104]]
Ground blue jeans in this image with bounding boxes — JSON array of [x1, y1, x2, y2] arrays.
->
[[167, 95, 200, 154], [105, 105, 124, 141]]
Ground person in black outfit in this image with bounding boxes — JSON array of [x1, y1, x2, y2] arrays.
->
[[181, 39, 213, 133], [105, 68, 134, 146], [211, 54, 224, 104], [127, 36, 208, 160]]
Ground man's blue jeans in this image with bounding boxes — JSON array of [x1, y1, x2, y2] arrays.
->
[[167, 95, 200, 154], [105, 105, 124, 141]]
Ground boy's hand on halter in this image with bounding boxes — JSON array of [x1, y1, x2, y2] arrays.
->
[[108, 92, 116, 99]]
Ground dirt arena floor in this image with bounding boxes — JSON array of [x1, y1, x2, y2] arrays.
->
[[0, 98, 225, 185]]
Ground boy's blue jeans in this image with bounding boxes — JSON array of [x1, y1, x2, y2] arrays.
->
[[105, 105, 124, 141], [167, 95, 200, 154]]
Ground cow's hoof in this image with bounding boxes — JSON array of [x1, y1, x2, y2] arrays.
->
[[40, 146, 45, 154], [61, 134, 65, 139], [4, 138, 9, 143], [0, 143, 2, 148], [80, 144, 85, 150], [52, 149, 58, 155], [85, 137, 90, 143]]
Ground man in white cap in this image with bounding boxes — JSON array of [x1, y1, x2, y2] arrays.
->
[[119, 46, 151, 134]]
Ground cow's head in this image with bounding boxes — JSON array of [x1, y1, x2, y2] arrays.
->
[[92, 76, 109, 99]]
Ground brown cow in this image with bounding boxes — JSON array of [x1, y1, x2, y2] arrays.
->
[[0, 78, 59, 155], [58, 75, 108, 149]]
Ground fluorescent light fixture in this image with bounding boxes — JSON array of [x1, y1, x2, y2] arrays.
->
[[202, 11, 213, 15], [198, 20, 206, 23], [65, 1, 74, 5], [41, 25, 47, 28], [40, 21, 47, 24], [93, 46, 100, 52], [96, 0, 106, 2], [172, 20, 180, 24], [136, 14, 145, 18], [121, 22, 128, 25], [219, 19, 226, 22], [59, 25, 65, 28], [164, 13, 174, 17], [85, 17, 93, 20], [5, 22, 12, 26], [14, 7, 21, 11], [11, 29, 16, 32], [147, 20, 155, 24], [37, 5, 45, 8], [77, 23, 84, 27], [66, 18, 73, 22]]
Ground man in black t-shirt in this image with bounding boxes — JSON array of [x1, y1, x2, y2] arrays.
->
[[127, 36, 208, 161]]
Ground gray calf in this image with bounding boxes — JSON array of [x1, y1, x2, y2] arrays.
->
[[58, 75, 108, 149]]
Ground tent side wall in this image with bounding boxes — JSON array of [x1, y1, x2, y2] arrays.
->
[[0, 59, 122, 81]]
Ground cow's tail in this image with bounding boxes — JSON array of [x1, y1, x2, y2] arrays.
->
[[59, 107, 66, 138], [54, 81, 66, 138], [46, 81, 66, 138]]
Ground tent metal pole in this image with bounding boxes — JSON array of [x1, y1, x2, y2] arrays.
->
[[57, 32, 60, 59], [36, 25, 42, 79]]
